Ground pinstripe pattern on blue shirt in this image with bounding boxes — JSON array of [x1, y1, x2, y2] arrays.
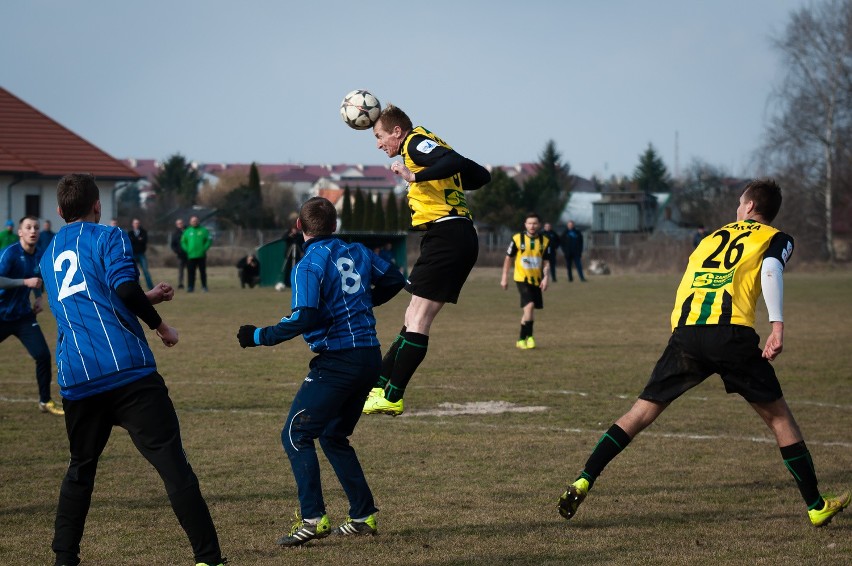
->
[[40, 222, 156, 400]]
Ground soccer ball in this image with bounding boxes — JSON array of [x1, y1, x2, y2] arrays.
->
[[274, 282, 286, 292], [340, 89, 381, 130]]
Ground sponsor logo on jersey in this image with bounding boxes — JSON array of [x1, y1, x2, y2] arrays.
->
[[691, 269, 735, 289], [416, 139, 438, 153], [521, 256, 543, 269], [443, 188, 465, 207]]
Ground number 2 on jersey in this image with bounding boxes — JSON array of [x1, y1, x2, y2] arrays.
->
[[53, 250, 88, 301]]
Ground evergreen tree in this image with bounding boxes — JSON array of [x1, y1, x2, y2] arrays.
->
[[521, 140, 574, 219], [398, 195, 410, 230], [341, 185, 352, 231], [385, 190, 399, 232], [218, 163, 267, 228], [374, 194, 386, 231], [248, 162, 261, 194], [633, 143, 672, 193], [352, 188, 365, 230], [363, 191, 375, 232], [154, 153, 201, 208], [469, 167, 525, 229]]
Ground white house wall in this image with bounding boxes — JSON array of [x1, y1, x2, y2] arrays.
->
[[1, 175, 118, 226]]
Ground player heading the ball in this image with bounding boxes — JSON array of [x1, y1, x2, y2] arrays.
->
[[362, 103, 491, 416]]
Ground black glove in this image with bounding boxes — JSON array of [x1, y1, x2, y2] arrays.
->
[[237, 325, 258, 348]]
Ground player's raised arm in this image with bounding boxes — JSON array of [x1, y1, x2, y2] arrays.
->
[[115, 280, 176, 346]]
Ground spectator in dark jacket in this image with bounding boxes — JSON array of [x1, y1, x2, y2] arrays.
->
[[36, 220, 55, 260], [541, 222, 561, 282], [170, 218, 187, 289], [560, 220, 586, 282], [128, 218, 154, 289], [236, 254, 261, 288]]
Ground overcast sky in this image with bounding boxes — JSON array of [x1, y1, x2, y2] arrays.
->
[[1, 0, 809, 179]]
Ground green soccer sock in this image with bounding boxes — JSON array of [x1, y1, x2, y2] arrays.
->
[[780, 441, 823, 509], [580, 424, 632, 488], [385, 331, 428, 403]]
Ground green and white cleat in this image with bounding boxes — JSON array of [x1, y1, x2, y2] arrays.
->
[[332, 514, 378, 536], [276, 512, 331, 547]]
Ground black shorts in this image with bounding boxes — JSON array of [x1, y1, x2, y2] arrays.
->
[[516, 281, 543, 309], [406, 218, 478, 304], [640, 325, 783, 404]]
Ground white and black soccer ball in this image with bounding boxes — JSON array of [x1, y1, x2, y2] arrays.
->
[[274, 281, 286, 292], [340, 89, 381, 130]]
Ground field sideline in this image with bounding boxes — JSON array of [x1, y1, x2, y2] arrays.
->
[[1, 266, 850, 565]]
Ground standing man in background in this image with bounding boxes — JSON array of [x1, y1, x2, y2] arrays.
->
[[128, 218, 154, 290], [36, 219, 55, 260], [0, 219, 17, 250], [170, 218, 188, 289], [541, 222, 560, 282], [181, 216, 211, 293], [693, 225, 707, 248], [560, 220, 586, 282], [0, 216, 62, 415]]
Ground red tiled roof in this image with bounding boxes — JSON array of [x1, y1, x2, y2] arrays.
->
[[0, 87, 139, 179]]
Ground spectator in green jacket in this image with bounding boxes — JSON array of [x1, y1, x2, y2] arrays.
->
[[0, 220, 18, 250], [180, 216, 212, 292]]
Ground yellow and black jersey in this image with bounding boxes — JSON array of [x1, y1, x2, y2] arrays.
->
[[401, 126, 473, 227], [507, 232, 551, 285], [671, 220, 794, 330]]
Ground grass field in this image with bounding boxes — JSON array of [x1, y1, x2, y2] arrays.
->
[[1, 266, 850, 565]]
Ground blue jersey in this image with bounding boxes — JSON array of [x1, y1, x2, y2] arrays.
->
[[257, 236, 402, 352], [0, 242, 41, 321], [39, 222, 156, 400]]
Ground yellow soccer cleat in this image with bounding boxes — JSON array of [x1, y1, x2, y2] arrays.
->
[[366, 387, 384, 398], [363, 394, 404, 416], [516, 339, 528, 350], [558, 477, 589, 520], [525, 336, 536, 349], [808, 492, 850, 527], [39, 399, 64, 416]]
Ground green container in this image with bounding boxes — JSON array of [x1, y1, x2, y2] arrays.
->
[[255, 232, 407, 288]]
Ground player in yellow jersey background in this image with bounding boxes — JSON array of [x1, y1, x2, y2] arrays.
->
[[363, 104, 491, 416], [556, 178, 849, 527], [501, 212, 550, 350]]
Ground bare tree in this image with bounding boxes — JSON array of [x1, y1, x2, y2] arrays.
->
[[672, 159, 741, 231], [761, 0, 852, 261]]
